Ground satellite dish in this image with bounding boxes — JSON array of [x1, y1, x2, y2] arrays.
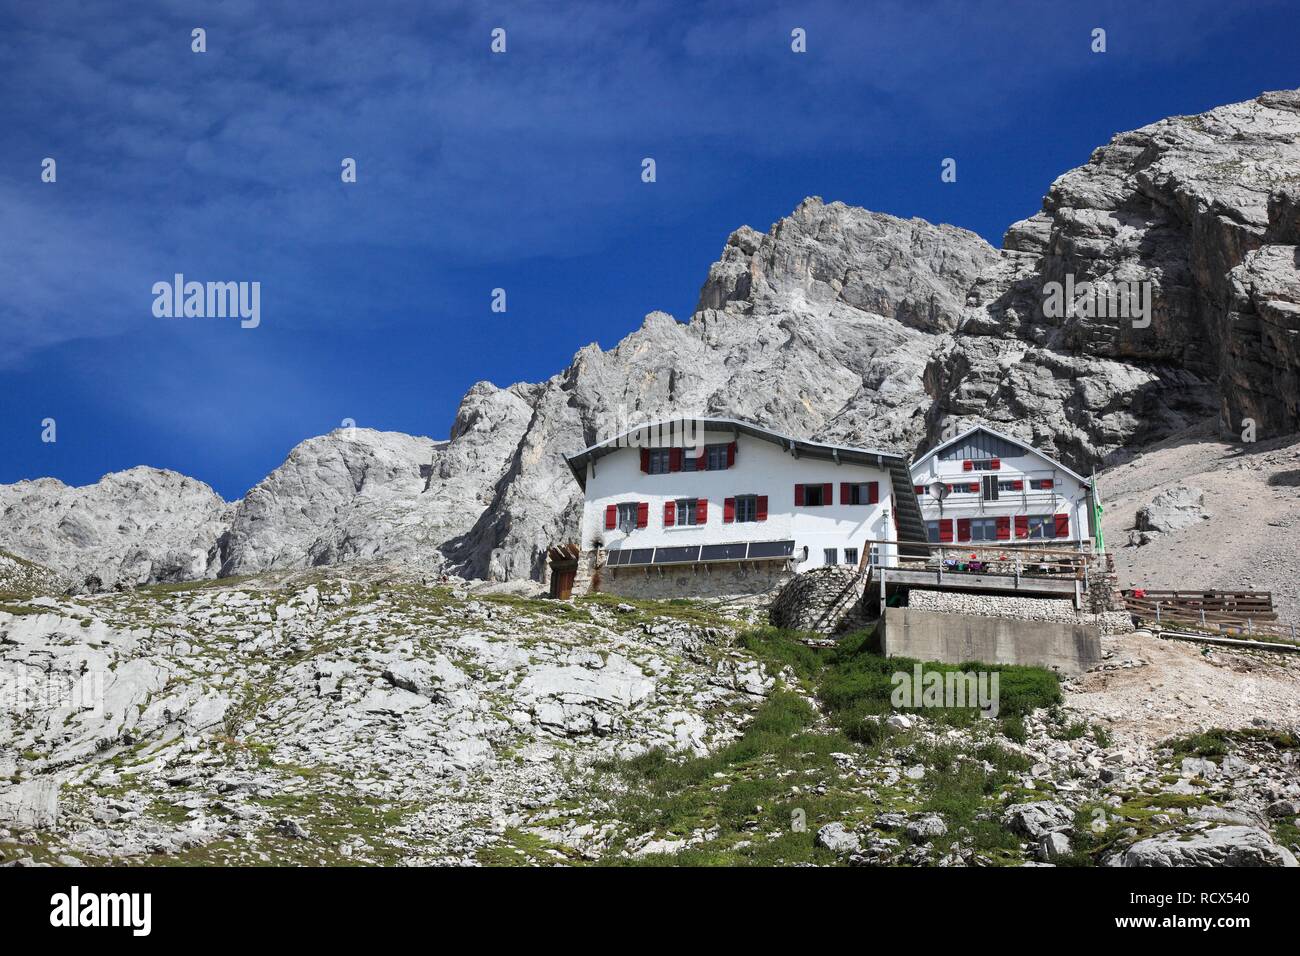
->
[[928, 481, 950, 501]]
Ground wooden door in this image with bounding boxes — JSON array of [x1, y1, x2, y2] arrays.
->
[[552, 568, 576, 599]]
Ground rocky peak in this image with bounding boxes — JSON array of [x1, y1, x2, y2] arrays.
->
[[699, 196, 998, 334], [3, 90, 1298, 587], [0, 466, 228, 592]]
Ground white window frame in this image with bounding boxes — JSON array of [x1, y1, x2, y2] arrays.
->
[[617, 502, 639, 533]]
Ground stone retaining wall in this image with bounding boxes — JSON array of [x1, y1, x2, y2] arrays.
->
[[590, 559, 792, 600], [906, 589, 1134, 635]]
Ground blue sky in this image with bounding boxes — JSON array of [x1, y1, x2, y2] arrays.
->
[[2, 0, 1298, 500]]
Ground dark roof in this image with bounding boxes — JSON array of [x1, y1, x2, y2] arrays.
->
[[564, 417, 906, 491]]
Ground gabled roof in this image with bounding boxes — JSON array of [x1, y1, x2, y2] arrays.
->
[[911, 424, 1088, 484], [564, 417, 906, 490]]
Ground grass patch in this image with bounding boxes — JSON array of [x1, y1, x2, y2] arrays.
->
[[582, 624, 1061, 866]]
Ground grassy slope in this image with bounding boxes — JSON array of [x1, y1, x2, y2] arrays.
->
[[565, 625, 1070, 866]]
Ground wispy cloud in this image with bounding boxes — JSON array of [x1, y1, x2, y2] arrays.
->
[[0, 0, 1263, 361]]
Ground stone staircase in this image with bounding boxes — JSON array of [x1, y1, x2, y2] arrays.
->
[[769, 565, 873, 635]]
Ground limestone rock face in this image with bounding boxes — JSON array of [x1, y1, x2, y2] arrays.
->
[[214, 391, 533, 578], [0, 468, 228, 592], [2, 90, 1298, 586]]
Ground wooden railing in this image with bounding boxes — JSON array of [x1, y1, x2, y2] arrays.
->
[[858, 536, 1107, 578]]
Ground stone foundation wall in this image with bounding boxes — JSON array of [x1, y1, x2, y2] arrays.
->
[[592, 559, 792, 601], [906, 589, 1134, 635]]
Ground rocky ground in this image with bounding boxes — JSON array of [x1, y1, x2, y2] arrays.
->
[[1101, 423, 1300, 626], [2, 564, 1297, 867], [0, 566, 773, 865]]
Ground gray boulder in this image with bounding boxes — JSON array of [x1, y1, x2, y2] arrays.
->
[[1137, 487, 1209, 534], [1121, 825, 1299, 867], [1003, 801, 1074, 840], [0, 780, 59, 829], [906, 814, 948, 841], [815, 822, 862, 855]]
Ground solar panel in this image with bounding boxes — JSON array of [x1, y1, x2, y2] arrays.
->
[[699, 543, 748, 562], [746, 540, 796, 559], [653, 545, 701, 565], [625, 548, 656, 566], [605, 549, 625, 566]]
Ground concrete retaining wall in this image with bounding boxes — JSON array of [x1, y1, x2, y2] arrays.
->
[[882, 606, 1103, 676]]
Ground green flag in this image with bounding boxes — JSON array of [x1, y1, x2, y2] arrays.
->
[[1091, 476, 1105, 554]]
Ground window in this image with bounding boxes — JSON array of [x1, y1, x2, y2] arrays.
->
[[733, 494, 759, 523], [1025, 514, 1061, 538], [844, 548, 859, 566], [982, 475, 999, 501], [647, 449, 672, 474], [926, 521, 943, 543], [823, 548, 838, 566], [844, 482, 879, 505], [998, 480, 1022, 492], [1031, 478, 1056, 490], [674, 498, 701, 526], [967, 517, 998, 541], [706, 444, 730, 470], [617, 502, 639, 533], [797, 483, 828, 506]]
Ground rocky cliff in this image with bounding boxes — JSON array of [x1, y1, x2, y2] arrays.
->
[[2, 90, 1297, 588]]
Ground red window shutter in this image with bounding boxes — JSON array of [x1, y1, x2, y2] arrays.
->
[[991, 458, 1001, 470], [756, 495, 768, 521], [840, 482, 851, 505], [868, 481, 879, 504], [939, 519, 954, 543], [963, 460, 973, 471], [605, 505, 617, 530], [726, 442, 736, 467], [1054, 513, 1070, 538], [1015, 515, 1029, 538], [957, 518, 971, 541], [669, 448, 683, 472], [696, 449, 707, 471], [697, 498, 707, 523], [639, 448, 650, 473], [822, 483, 832, 505], [1012, 480, 1024, 491], [663, 501, 675, 525], [794, 484, 805, 506], [723, 497, 735, 523], [969, 483, 979, 493], [636, 502, 649, 529], [996, 516, 1010, 540]]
